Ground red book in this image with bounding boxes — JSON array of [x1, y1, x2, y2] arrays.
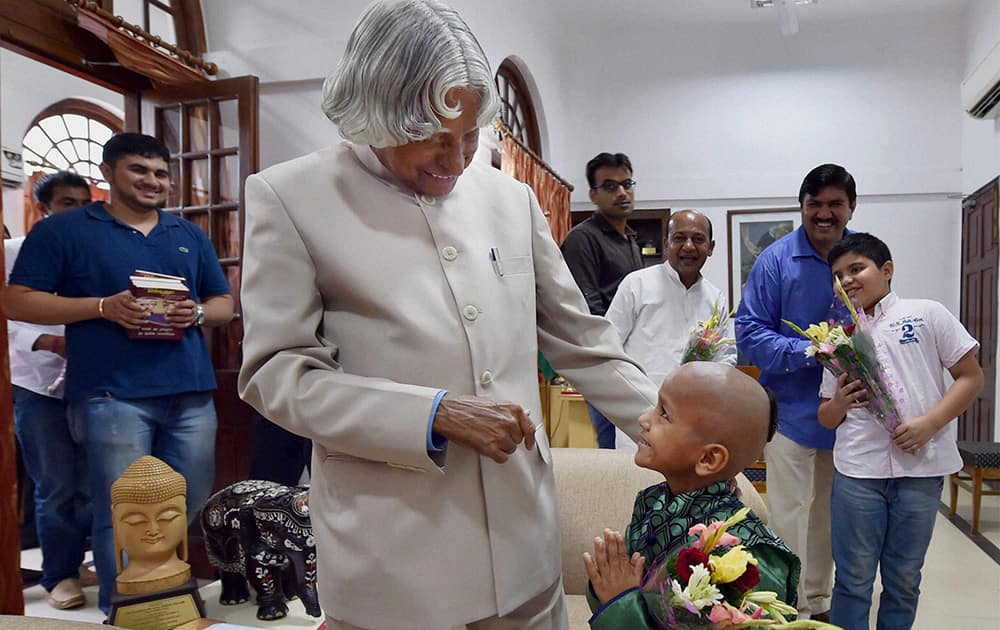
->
[[127, 274, 189, 340]]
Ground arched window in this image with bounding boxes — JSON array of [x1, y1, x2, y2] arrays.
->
[[21, 98, 124, 188], [109, 0, 207, 55], [495, 57, 543, 157]]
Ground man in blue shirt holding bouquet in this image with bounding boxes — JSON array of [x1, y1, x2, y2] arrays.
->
[[734, 163, 857, 623]]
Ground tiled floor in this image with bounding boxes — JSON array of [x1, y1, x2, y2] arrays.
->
[[16, 496, 1000, 629], [946, 480, 1000, 552]]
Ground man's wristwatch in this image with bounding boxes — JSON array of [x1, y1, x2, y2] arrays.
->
[[194, 304, 206, 327]]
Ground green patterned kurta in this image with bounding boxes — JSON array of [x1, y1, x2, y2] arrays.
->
[[587, 480, 801, 629]]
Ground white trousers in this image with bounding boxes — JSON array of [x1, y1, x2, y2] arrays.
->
[[764, 431, 835, 618], [326, 577, 568, 630]]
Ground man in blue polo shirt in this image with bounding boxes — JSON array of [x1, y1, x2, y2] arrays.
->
[[734, 163, 857, 623], [5, 133, 234, 613]]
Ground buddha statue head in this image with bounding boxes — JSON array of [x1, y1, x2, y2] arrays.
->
[[111, 456, 191, 593]]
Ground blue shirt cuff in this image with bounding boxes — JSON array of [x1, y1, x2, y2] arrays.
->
[[797, 339, 817, 368], [427, 390, 448, 452]]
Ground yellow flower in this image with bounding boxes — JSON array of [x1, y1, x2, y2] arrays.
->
[[709, 545, 757, 584], [804, 321, 831, 343]]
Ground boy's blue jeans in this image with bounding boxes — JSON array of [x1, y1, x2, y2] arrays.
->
[[68, 391, 217, 613], [830, 471, 942, 630], [13, 385, 91, 592]]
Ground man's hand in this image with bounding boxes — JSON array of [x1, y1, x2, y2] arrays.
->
[[431, 395, 535, 463], [892, 415, 940, 454], [582, 529, 645, 605], [32, 334, 66, 357], [100, 290, 150, 330], [165, 299, 199, 328]]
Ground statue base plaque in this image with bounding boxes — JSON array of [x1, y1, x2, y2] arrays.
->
[[109, 578, 206, 630]]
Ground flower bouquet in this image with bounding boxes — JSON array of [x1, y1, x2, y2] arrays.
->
[[640, 507, 838, 629], [681, 299, 736, 364], [782, 277, 904, 432]]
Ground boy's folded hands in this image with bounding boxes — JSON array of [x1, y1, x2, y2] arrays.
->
[[582, 528, 646, 605]]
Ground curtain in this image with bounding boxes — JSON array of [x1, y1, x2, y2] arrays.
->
[[22, 171, 110, 234], [499, 133, 574, 404], [500, 136, 572, 245]]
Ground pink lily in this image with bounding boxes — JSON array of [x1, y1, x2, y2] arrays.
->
[[688, 521, 738, 552], [707, 603, 763, 625]]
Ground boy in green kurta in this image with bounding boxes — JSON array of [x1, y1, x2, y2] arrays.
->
[[582, 363, 801, 629]]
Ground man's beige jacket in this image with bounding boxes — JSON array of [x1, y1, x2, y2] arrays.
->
[[239, 143, 657, 629]]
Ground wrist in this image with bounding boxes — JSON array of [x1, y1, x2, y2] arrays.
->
[[928, 413, 951, 432], [31, 335, 47, 352]]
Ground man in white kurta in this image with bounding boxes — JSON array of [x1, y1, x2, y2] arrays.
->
[[7, 173, 93, 609], [605, 211, 735, 450]]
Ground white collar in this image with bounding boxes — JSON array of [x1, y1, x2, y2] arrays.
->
[[662, 262, 703, 291], [870, 291, 898, 320]]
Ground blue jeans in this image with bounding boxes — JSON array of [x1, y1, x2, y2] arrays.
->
[[12, 385, 91, 591], [68, 391, 217, 612], [830, 472, 942, 630], [585, 403, 616, 449]]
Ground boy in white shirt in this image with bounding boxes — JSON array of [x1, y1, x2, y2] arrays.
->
[[817, 232, 983, 630]]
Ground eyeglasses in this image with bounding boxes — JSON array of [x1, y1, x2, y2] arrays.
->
[[593, 179, 636, 193]]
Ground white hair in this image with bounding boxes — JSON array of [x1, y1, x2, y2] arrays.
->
[[322, 0, 501, 148]]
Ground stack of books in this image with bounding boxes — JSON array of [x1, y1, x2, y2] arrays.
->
[[128, 270, 189, 340]]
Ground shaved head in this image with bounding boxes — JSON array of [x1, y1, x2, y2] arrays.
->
[[666, 363, 772, 478], [667, 209, 712, 240]]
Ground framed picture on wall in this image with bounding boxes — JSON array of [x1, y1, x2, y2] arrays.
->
[[727, 208, 801, 308]]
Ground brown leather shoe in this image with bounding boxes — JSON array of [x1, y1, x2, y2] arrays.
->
[[811, 610, 831, 623], [47, 577, 85, 609]]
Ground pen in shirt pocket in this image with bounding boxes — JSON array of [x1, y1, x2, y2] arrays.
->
[[489, 247, 504, 277]]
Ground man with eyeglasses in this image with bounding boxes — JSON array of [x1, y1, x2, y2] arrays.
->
[[605, 209, 734, 397], [561, 152, 643, 448]]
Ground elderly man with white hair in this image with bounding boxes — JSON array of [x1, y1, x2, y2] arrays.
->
[[239, 1, 658, 628]]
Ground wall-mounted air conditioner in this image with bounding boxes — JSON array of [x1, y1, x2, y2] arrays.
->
[[2, 147, 24, 187], [962, 40, 1000, 119]]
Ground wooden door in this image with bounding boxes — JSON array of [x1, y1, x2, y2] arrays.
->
[[960, 179, 998, 442], [0, 145, 23, 616], [125, 75, 259, 576]]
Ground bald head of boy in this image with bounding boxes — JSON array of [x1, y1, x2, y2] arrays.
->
[[635, 362, 777, 493]]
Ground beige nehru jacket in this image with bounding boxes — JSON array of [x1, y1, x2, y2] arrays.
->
[[239, 142, 657, 629]]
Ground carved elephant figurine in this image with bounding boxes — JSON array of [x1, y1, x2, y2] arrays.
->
[[201, 480, 321, 620]]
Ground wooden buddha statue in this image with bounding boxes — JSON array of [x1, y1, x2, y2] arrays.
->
[[111, 455, 191, 595]]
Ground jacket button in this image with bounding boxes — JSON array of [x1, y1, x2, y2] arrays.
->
[[462, 305, 479, 321], [480, 370, 494, 386], [442, 246, 458, 261], [420, 194, 436, 205]]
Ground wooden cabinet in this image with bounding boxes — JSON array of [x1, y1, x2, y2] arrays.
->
[[570, 209, 671, 268], [544, 383, 597, 448]]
